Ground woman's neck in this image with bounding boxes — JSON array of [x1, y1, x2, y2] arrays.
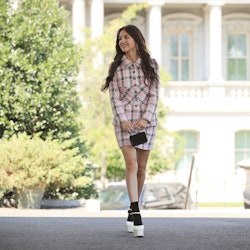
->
[[125, 52, 139, 63]]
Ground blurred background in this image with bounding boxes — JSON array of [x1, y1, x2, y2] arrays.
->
[[1, 0, 250, 210]]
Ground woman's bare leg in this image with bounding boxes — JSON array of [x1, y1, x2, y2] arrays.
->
[[136, 149, 150, 199], [121, 146, 150, 202], [121, 145, 138, 202], [121, 146, 148, 237]]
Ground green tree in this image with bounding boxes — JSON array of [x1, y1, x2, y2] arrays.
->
[[0, 0, 97, 200], [79, 4, 183, 182], [0, 0, 82, 141]]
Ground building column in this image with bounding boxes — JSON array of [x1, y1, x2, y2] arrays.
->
[[90, 0, 104, 38], [208, 1, 224, 82], [72, 0, 86, 43], [203, 6, 210, 81], [147, 1, 163, 65]]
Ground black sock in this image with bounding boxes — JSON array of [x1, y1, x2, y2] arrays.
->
[[130, 202, 142, 226], [127, 207, 133, 222]]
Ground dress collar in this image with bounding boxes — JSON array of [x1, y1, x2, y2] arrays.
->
[[121, 55, 141, 68]]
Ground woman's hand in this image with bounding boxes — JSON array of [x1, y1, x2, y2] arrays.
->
[[122, 121, 135, 133], [133, 119, 149, 130]]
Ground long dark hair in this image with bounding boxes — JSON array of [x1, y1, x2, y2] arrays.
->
[[101, 24, 158, 91]]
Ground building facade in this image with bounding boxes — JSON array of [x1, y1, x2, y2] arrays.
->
[[60, 0, 250, 205]]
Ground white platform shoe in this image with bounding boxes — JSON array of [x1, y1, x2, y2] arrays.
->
[[133, 225, 144, 237], [127, 211, 144, 237], [126, 221, 134, 233], [126, 221, 144, 237]]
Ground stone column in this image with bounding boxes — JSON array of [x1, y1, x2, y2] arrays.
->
[[203, 6, 210, 81], [72, 0, 86, 43], [208, 1, 224, 82], [90, 0, 104, 38], [147, 1, 163, 65]]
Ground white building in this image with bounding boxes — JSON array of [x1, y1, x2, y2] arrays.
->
[[60, 0, 250, 205]]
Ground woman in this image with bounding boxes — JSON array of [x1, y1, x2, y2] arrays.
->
[[101, 25, 160, 237]]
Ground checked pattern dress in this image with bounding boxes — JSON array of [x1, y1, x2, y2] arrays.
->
[[109, 55, 160, 150]]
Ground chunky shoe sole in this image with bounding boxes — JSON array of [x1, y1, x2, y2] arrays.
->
[[133, 225, 144, 237], [126, 221, 134, 233]]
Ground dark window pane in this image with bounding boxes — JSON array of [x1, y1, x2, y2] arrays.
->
[[182, 60, 189, 81], [181, 34, 189, 57], [170, 59, 178, 80], [170, 35, 178, 57]]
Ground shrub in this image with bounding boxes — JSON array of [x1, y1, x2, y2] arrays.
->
[[0, 134, 96, 200]]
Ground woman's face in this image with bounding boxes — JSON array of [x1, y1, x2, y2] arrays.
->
[[118, 29, 137, 54]]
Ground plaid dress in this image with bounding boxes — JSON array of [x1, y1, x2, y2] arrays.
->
[[109, 56, 160, 150]]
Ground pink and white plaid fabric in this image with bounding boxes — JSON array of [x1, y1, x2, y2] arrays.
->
[[114, 125, 156, 150], [109, 56, 160, 149]]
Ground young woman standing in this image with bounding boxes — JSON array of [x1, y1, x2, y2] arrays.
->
[[101, 25, 160, 237]]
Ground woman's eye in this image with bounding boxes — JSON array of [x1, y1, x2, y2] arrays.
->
[[118, 35, 130, 41]]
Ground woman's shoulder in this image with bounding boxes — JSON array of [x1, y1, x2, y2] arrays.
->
[[150, 58, 159, 70], [150, 58, 158, 65]]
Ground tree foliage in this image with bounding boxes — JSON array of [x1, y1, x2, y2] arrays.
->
[[0, 134, 97, 199], [0, 0, 97, 200], [0, 0, 82, 141]]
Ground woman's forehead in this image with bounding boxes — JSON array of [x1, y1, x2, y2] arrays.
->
[[119, 29, 130, 37]]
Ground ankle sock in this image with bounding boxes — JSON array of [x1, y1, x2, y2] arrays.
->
[[130, 202, 142, 226], [127, 207, 133, 222]]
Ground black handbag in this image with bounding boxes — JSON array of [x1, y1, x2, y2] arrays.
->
[[129, 132, 147, 147]]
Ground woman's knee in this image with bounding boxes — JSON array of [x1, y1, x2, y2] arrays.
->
[[126, 162, 138, 173], [137, 164, 146, 176]]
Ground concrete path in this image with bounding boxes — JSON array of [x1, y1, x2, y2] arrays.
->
[[0, 208, 250, 250]]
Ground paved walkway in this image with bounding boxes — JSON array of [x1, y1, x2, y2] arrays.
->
[[1, 208, 250, 250], [1, 207, 250, 218]]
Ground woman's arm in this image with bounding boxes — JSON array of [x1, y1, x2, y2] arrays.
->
[[142, 60, 160, 123], [109, 72, 128, 124]]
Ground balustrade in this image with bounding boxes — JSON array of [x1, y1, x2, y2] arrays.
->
[[164, 81, 250, 98]]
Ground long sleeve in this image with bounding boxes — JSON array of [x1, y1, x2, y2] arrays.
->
[[142, 61, 160, 123], [109, 72, 128, 124]]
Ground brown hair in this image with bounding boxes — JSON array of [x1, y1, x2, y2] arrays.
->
[[101, 25, 158, 91]]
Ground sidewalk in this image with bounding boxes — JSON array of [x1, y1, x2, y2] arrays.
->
[[1, 207, 250, 218]]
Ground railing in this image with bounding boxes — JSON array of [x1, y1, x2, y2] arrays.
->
[[224, 82, 250, 97], [163, 81, 210, 98], [163, 81, 250, 98]]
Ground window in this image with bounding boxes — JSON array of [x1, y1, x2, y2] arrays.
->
[[163, 13, 202, 81], [227, 34, 247, 80], [175, 131, 198, 170], [170, 33, 190, 81], [235, 131, 250, 168]]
